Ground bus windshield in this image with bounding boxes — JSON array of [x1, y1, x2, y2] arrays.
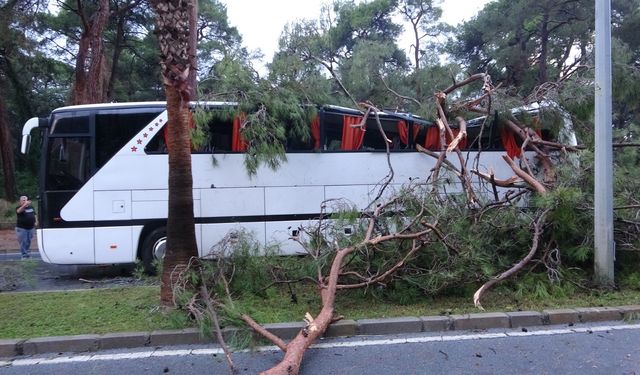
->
[[46, 137, 90, 191]]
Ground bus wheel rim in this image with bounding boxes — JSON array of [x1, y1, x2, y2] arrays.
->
[[153, 237, 166, 260]]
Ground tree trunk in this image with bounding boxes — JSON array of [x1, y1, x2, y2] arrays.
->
[[152, 0, 199, 306], [537, 12, 550, 84], [70, 0, 110, 105], [161, 84, 198, 305], [245, 247, 349, 375], [188, 0, 198, 98], [107, 0, 143, 100], [0, 97, 16, 200], [106, 14, 126, 101]]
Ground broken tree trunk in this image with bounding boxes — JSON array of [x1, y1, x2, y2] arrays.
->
[[242, 207, 435, 375], [243, 244, 352, 375]]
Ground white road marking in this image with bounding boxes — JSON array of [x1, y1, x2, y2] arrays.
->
[[5, 323, 640, 367]]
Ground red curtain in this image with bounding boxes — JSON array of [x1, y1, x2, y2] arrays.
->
[[423, 127, 467, 151], [311, 116, 321, 150], [232, 114, 247, 152], [500, 128, 521, 159], [413, 124, 420, 142], [424, 127, 440, 150], [341, 115, 365, 151], [397, 121, 421, 146], [397, 120, 409, 145]]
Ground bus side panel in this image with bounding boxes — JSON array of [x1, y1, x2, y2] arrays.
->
[[94, 191, 131, 221], [35, 229, 49, 263], [200, 222, 266, 257], [325, 185, 371, 210], [40, 228, 95, 264], [264, 186, 324, 215], [266, 220, 309, 255], [59, 180, 95, 221], [95, 226, 134, 263], [131, 189, 201, 219], [200, 187, 265, 217]]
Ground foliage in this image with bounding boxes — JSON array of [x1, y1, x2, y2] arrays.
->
[[199, 55, 317, 174], [449, 0, 594, 94]]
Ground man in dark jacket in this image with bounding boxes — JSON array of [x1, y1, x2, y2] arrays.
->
[[16, 195, 37, 259]]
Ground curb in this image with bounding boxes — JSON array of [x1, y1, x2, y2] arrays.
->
[[2, 304, 640, 359]]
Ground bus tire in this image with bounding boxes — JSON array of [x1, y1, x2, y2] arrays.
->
[[141, 227, 166, 275]]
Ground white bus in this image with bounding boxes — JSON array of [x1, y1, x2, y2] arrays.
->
[[20, 101, 571, 269]]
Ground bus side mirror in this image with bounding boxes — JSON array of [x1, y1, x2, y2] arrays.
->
[[21, 135, 31, 154], [21, 117, 41, 154]]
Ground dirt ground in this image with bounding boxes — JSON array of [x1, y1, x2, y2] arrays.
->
[[0, 228, 38, 252]]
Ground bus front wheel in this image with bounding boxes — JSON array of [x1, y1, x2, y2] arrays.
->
[[141, 227, 166, 275]]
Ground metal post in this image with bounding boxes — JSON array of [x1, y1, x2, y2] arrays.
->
[[594, 0, 614, 287]]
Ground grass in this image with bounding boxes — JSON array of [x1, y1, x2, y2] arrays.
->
[[0, 287, 186, 339], [1, 283, 640, 340]]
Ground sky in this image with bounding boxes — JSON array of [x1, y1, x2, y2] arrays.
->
[[222, 0, 492, 69]]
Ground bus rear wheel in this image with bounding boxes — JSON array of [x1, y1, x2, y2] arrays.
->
[[141, 227, 166, 275]]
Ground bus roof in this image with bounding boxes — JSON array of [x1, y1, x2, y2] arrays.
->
[[50, 101, 237, 114], [48, 101, 558, 129]]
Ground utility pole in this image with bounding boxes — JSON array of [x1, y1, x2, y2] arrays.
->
[[594, 0, 614, 287]]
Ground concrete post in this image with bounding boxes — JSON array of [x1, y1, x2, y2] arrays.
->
[[594, 0, 614, 287]]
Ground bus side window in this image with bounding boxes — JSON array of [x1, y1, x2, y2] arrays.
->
[[96, 111, 160, 164], [144, 129, 168, 154], [323, 115, 343, 151], [361, 119, 402, 151], [205, 116, 233, 152], [285, 118, 315, 152]]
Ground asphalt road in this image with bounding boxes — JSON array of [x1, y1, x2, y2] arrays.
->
[[1, 322, 639, 374]]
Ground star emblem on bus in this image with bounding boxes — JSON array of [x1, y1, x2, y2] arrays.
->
[[131, 146, 137, 152]]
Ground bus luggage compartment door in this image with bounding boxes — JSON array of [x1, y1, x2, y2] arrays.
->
[[40, 228, 95, 264]]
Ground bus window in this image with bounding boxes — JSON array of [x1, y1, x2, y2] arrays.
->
[[361, 119, 403, 151], [201, 114, 234, 153], [50, 113, 90, 134], [96, 110, 161, 167], [46, 137, 90, 190], [285, 119, 314, 152], [212, 117, 234, 152], [286, 134, 314, 151], [145, 128, 168, 154], [147, 113, 237, 154], [322, 114, 343, 151]]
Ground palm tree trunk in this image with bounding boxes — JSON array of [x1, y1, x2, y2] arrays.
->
[[161, 84, 198, 305], [151, 0, 199, 306]]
